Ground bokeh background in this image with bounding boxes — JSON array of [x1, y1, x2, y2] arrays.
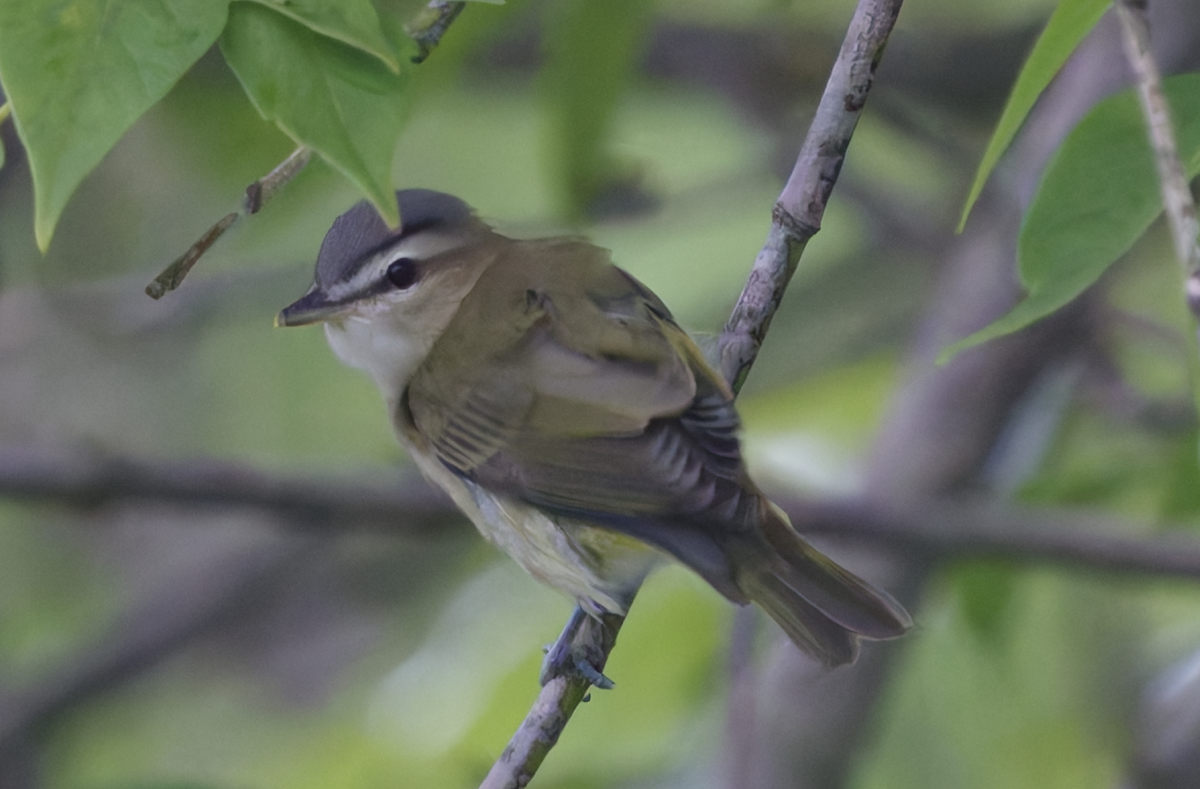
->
[[3, 0, 1200, 787]]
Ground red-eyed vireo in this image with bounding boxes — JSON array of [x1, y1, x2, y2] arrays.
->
[[279, 189, 910, 670]]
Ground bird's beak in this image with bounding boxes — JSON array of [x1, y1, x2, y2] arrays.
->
[[276, 285, 349, 327]]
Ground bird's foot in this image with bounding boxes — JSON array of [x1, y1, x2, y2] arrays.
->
[[539, 605, 615, 690]]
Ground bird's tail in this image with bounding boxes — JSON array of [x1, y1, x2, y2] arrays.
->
[[733, 502, 911, 667]]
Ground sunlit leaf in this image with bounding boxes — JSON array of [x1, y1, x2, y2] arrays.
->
[[942, 73, 1200, 362], [244, 0, 399, 72], [958, 0, 1110, 231], [221, 1, 413, 226], [0, 0, 228, 251]]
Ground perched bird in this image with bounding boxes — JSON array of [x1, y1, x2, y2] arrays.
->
[[279, 189, 910, 671]]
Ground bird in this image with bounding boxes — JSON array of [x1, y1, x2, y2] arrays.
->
[[278, 188, 910, 675]]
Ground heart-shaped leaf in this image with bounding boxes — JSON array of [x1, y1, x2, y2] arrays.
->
[[220, 1, 416, 226], [0, 0, 229, 250]]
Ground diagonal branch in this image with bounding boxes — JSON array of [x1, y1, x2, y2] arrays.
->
[[480, 0, 906, 785], [146, 0, 469, 299], [718, 0, 904, 393]]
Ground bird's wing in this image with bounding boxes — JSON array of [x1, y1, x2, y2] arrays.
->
[[402, 243, 756, 596], [403, 243, 912, 662]]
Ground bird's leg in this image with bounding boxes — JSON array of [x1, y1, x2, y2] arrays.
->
[[540, 605, 616, 690]]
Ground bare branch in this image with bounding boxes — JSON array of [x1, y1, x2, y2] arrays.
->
[[480, 612, 624, 789], [145, 211, 241, 299], [8, 446, 1200, 581], [407, 1, 468, 64], [790, 496, 1200, 581], [242, 145, 314, 215], [0, 445, 461, 535], [1114, 0, 1200, 315], [718, 0, 904, 392], [146, 0, 470, 299]]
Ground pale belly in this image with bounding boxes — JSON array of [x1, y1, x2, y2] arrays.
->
[[404, 440, 660, 615]]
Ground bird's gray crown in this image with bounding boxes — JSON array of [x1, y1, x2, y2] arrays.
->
[[315, 189, 475, 288]]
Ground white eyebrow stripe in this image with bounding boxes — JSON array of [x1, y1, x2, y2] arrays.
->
[[322, 231, 470, 301]]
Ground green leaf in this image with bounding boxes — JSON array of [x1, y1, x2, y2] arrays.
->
[[942, 73, 1200, 362], [541, 0, 655, 218], [0, 0, 229, 251], [244, 0, 399, 72], [958, 0, 1110, 231], [220, 1, 412, 226]]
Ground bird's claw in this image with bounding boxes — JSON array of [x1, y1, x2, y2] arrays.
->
[[539, 606, 615, 689]]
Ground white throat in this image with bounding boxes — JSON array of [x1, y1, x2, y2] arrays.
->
[[323, 312, 434, 405]]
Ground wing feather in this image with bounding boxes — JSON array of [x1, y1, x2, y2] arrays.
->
[[400, 244, 910, 664]]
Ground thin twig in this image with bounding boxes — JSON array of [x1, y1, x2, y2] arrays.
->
[[242, 145, 313, 215], [790, 496, 1200, 581], [479, 612, 624, 789], [145, 212, 240, 299], [407, 1, 467, 63], [145, 145, 315, 299], [718, 0, 904, 393], [146, 0, 471, 300], [1114, 0, 1200, 315]]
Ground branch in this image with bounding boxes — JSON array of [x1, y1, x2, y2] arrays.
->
[[479, 611, 624, 789], [790, 496, 1200, 581], [0, 445, 461, 535], [146, 0, 470, 299], [11, 447, 1200, 774], [718, 0, 904, 393], [1114, 0, 1200, 315], [407, 1, 467, 63], [484, 1, 905, 784], [9, 446, 1200, 580]]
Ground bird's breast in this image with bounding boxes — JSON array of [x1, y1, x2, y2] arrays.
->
[[399, 434, 659, 615]]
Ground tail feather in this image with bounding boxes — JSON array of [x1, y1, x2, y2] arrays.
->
[[738, 569, 860, 666], [734, 504, 912, 666]]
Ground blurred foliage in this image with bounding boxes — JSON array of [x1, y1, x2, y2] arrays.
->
[[2, 0, 1200, 788], [948, 74, 1200, 360], [958, 0, 1110, 228]]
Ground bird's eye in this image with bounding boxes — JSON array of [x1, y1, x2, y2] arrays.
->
[[386, 257, 419, 290]]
